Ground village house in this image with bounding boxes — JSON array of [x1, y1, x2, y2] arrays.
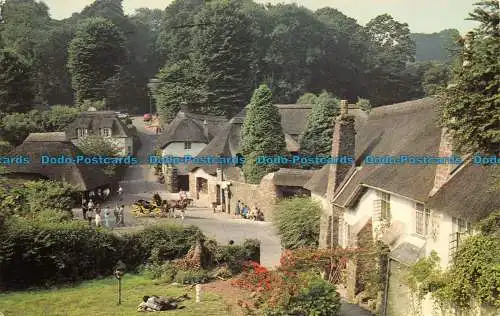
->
[[3, 132, 111, 193], [156, 107, 227, 191], [305, 98, 500, 315], [185, 104, 317, 216], [65, 110, 133, 156]]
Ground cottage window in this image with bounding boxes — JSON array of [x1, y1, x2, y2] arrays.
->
[[376, 191, 391, 221], [415, 203, 430, 236], [101, 128, 111, 137], [452, 217, 470, 234], [77, 128, 88, 138], [184, 141, 192, 150]]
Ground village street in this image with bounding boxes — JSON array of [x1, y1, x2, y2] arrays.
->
[[73, 116, 372, 316]]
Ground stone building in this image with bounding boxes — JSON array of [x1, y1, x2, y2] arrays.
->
[[307, 97, 500, 315], [187, 104, 316, 217], [65, 111, 133, 156]]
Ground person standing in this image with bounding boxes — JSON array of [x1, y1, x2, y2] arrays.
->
[[95, 204, 102, 227], [103, 205, 110, 228], [235, 200, 241, 217], [118, 205, 125, 226], [117, 185, 123, 201], [82, 198, 88, 220], [114, 204, 120, 225], [87, 207, 94, 226], [88, 198, 94, 211]]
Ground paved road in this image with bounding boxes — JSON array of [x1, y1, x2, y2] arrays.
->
[[91, 117, 372, 316]]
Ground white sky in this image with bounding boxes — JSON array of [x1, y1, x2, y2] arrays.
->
[[41, 0, 478, 34]]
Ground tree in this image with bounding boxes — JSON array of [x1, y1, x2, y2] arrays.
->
[[240, 84, 286, 183], [364, 14, 419, 105], [156, 0, 205, 63], [0, 49, 34, 113], [272, 197, 321, 249], [153, 60, 207, 123], [76, 135, 121, 176], [68, 17, 126, 104], [41, 105, 81, 132], [191, 0, 254, 116], [438, 0, 500, 155], [421, 62, 451, 95], [299, 92, 339, 158], [296, 93, 318, 104], [0, 110, 43, 145]]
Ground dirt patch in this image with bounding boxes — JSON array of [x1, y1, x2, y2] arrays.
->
[[203, 279, 250, 316]]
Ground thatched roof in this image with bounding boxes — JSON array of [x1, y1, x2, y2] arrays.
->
[[302, 98, 439, 204], [275, 104, 312, 137], [333, 98, 441, 206], [273, 168, 315, 187], [65, 111, 131, 138], [427, 163, 500, 222], [4, 133, 110, 191], [304, 165, 330, 196]]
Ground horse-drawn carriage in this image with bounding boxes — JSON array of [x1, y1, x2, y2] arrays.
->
[[131, 193, 192, 218]]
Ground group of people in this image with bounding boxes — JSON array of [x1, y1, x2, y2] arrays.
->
[[235, 200, 264, 221], [81, 185, 125, 228]]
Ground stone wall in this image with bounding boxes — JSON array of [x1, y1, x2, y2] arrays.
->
[[228, 173, 278, 219]]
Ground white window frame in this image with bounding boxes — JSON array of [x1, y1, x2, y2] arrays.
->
[[452, 217, 470, 234], [415, 203, 430, 236], [184, 141, 192, 150], [102, 128, 111, 137], [77, 128, 88, 138]]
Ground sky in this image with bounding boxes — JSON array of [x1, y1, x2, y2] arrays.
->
[[42, 0, 478, 34]]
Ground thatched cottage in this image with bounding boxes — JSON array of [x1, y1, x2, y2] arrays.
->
[[4, 132, 110, 192]]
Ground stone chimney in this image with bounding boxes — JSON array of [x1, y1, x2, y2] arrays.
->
[[430, 128, 456, 196], [326, 100, 356, 201], [203, 120, 209, 139]]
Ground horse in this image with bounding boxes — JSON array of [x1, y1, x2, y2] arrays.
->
[[165, 199, 190, 219]]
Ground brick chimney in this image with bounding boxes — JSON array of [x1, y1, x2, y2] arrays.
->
[[430, 128, 456, 196], [326, 100, 356, 201]]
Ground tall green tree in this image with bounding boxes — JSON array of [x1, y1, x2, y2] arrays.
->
[[153, 60, 207, 123], [191, 0, 254, 116], [68, 17, 126, 104], [421, 62, 451, 95], [240, 84, 286, 183], [364, 14, 419, 105], [439, 0, 500, 155], [156, 0, 204, 63], [0, 49, 34, 113], [296, 92, 318, 104], [300, 92, 339, 158]]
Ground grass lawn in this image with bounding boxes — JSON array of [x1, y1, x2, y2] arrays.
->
[[0, 275, 230, 316]]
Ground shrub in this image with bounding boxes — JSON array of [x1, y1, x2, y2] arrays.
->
[[0, 221, 204, 290], [273, 197, 321, 249], [144, 261, 177, 283], [264, 273, 341, 316], [174, 269, 211, 284]]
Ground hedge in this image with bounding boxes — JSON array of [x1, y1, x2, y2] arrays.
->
[[0, 217, 203, 290]]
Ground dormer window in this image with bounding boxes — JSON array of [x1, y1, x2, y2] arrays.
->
[[184, 141, 191, 149], [101, 128, 112, 137], [77, 128, 88, 138]]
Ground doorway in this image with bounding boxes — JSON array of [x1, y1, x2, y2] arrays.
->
[[177, 175, 189, 191]]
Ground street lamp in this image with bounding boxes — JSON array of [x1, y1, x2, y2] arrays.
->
[[114, 261, 126, 305]]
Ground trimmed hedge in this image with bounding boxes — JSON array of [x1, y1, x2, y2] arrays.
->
[[0, 217, 203, 290]]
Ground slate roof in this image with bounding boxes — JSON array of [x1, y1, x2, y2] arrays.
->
[[4, 132, 110, 191], [427, 163, 500, 222], [65, 111, 131, 138]]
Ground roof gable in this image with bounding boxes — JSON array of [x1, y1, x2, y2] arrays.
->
[[65, 111, 130, 138]]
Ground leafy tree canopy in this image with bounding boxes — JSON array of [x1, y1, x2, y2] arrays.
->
[[438, 0, 500, 155]]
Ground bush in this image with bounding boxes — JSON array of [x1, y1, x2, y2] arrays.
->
[[0, 221, 204, 290], [174, 269, 211, 284], [144, 261, 177, 283], [264, 273, 341, 316], [273, 197, 321, 249], [208, 238, 261, 274]]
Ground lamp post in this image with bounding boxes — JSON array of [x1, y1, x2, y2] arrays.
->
[[114, 267, 125, 305], [147, 78, 161, 114]]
